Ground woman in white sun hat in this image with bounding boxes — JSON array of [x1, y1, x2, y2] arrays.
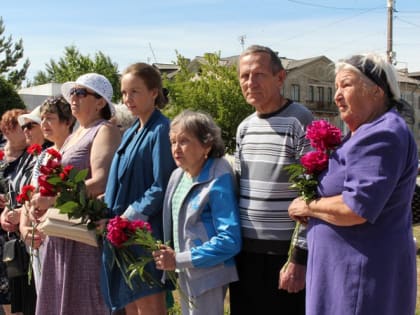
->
[[30, 73, 121, 315]]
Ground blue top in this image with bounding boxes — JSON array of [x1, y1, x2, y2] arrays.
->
[[100, 109, 176, 311], [306, 109, 418, 315], [162, 158, 241, 296]]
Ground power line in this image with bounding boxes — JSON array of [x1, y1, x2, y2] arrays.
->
[[395, 16, 420, 28], [286, 0, 383, 11], [284, 7, 383, 41]]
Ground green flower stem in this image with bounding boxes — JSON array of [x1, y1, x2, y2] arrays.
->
[[281, 221, 301, 272], [27, 221, 39, 285]]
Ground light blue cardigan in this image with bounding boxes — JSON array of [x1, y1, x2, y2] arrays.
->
[[162, 157, 242, 297]]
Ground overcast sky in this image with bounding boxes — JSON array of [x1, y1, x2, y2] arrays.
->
[[2, 0, 420, 82]]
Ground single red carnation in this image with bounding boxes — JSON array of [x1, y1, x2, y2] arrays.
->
[[38, 174, 57, 197], [27, 144, 42, 156], [46, 148, 62, 161], [39, 165, 53, 175], [39, 186, 57, 197], [45, 159, 62, 172], [60, 165, 74, 180], [0, 150, 4, 160]]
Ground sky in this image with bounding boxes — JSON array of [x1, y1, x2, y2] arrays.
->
[[2, 0, 420, 83]]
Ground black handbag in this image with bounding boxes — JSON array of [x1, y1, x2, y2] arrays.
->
[[2, 237, 29, 278]]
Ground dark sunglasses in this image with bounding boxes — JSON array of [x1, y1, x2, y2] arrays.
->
[[21, 122, 39, 131], [69, 88, 101, 99]]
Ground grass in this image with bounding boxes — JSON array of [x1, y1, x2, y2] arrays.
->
[[168, 290, 230, 315]]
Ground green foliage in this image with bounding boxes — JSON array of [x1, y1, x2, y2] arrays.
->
[[51, 166, 108, 230], [0, 17, 30, 88], [163, 51, 252, 153], [32, 45, 121, 102], [0, 76, 26, 117], [283, 164, 318, 202]]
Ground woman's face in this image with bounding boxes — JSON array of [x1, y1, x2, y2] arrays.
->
[[334, 69, 384, 132], [69, 85, 104, 122], [41, 112, 70, 144], [21, 119, 44, 145], [170, 127, 210, 178], [3, 124, 26, 145], [121, 73, 157, 118]]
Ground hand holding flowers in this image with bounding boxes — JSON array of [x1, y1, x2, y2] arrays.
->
[[106, 216, 193, 308], [282, 120, 341, 272], [33, 147, 108, 230]]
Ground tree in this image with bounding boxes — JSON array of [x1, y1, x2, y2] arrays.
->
[[0, 17, 30, 88], [163, 52, 252, 152], [33, 46, 121, 102], [0, 76, 26, 117]]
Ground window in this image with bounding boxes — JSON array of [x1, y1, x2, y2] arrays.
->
[[291, 84, 300, 101], [317, 87, 324, 103], [309, 86, 314, 102], [327, 87, 333, 104]]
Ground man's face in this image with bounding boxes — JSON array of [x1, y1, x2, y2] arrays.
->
[[238, 52, 285, 113]]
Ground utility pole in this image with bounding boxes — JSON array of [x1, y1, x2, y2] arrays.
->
[[387, 0, 395, 64], [238, 35, 246, 51]]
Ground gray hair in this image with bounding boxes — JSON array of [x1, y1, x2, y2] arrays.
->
[[170, 110, 225, 158], [111, 104, 136, 132], [335, 52, 401, 102], [240, 45, 284, 74]]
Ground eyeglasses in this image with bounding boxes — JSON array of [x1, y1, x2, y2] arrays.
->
[[21, 122, 39, 131], [69, 88, 101, 99]]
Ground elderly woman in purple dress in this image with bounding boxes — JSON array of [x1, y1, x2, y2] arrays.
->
[[288, 53, 418, 315]]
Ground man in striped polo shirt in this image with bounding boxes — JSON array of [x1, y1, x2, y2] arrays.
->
[[229, 45, 314, 315]]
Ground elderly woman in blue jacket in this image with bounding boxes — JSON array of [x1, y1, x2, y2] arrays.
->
[[153, 110, 241, 315]]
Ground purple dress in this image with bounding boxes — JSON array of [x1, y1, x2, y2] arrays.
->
[[307, 109, 417, 315], [35, 120, 110, 315]]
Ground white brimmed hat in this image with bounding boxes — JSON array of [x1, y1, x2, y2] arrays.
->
[[61, 73, 115, 116], [18, 105, 42, 126]]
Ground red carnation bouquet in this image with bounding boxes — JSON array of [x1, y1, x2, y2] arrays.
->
[[283, 120, 342, 269], [30, 145, 108, 229], [106, 216, 192, 307]]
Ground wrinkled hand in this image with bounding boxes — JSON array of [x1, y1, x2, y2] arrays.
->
[[279, 262, 306, 293], [0, 208, 19, 232], [30, 193, 55, 214], [0, 194, 6, 209], [288, 197, 311, 224], [22, 226, 44, 249], [153, 244, 176, 271]]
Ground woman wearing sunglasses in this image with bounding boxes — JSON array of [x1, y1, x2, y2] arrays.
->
[[30, 73, 121, 315], [0, 109, 28, 315], [0, 106, 51, 315]]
